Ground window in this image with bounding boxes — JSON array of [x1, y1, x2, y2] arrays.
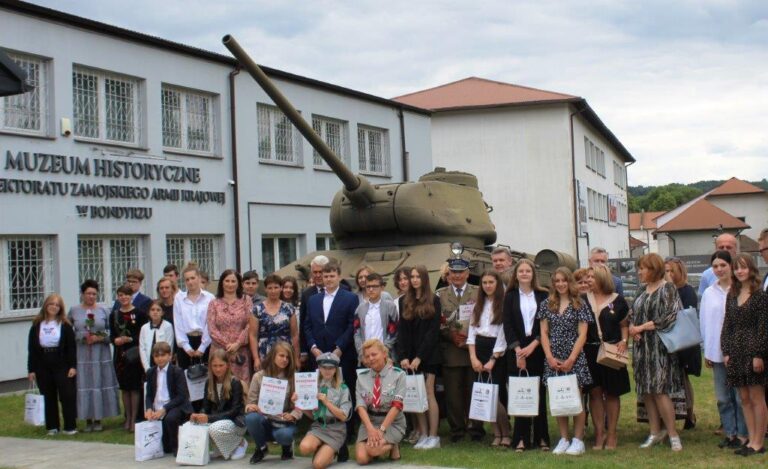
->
[[261, 236, 298, 277], [312, 115, 350, 168], [77, 237, 145, 302], [166, 236, 221, 287], [357, 124, 390, 175], [162, 85, 217, 155], [1, 52, 49, 135], [257, 103, 303, 165], [613, 161, 627, 189], [0, 237, 55, 319], [73, 66, 142, 145], [584, 136, 606, 177], [315, 235, 337, 251]]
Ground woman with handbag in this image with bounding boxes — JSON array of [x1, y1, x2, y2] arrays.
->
[[27, 294, 78, 435], [189, 349, 249, 460], [722, 254, 768, 456], [207, 269, 253, 382], [538, 267, 593, 456], [584, 265, 630, 450], [110, 284, 148, 432], [468, 270, 510, 448], [503, 258, 550, 452], [629, 253, 684, 452], [700, 250, 748, 449]]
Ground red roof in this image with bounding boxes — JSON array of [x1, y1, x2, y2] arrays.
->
[[629, 235, 647, 249], [392, 77, 578, 111], [629, 211, 666, 230], [655, 199, 750, 233], [707, 177, 765, 197]]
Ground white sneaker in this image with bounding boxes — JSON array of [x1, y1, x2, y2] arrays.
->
[[422, 436, 441, 449], [231, 439, 248, 460], [413, 435, 430, 449], [552, 438, 570, 455], [46, 429, 59, 436], [565, 438, 585, 455], [62, 429, 78, 436]]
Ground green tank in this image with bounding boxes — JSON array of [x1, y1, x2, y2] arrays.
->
[[222, 35, 576, 291]]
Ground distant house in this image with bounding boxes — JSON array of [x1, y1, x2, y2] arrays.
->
[[629, 210, 665, 254], [704, 178, 767, 242], [394, 77, 634, 264]]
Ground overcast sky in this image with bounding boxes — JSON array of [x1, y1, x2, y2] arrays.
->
[[32, 0, 768, 186]]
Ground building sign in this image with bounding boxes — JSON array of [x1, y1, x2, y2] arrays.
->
[[577, 180, 588, 236], [608, 194, 618, 227], [1, 150, 226, 219]]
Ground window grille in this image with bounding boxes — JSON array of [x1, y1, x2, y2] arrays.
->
[[357, 124, 390, 176], [0, 237, 55, 319], [257, 103, 303, 165], [73, 66, 141, 145], [261, 236, 298, 278], [1, 52, 47, 134], [166, 236, 221, 287], [162, 86, 216, 154], [78, 237, 145, 302], [312, 115, 349, 167]]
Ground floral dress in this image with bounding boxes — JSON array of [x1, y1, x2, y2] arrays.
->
[[254, 301, 294, 360], [537, 299, 594, 387], [722, 290, 768, 387], [207, 295, 253, 382]]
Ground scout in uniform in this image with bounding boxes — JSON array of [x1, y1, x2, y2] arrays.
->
[[355, 339, 406, 464], [298, 352, 353, 468], [437, 257, 485, 442]]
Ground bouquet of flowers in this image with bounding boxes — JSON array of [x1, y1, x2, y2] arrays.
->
[[84, 311, 107, 344]]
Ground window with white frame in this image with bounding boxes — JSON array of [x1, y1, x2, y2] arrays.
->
[[613, 161, 627, 189], [162, 85, 217, 154], [257, 103, 303, 165], [0, 237, 56, 319], [261, 236, 298, 278], [73, 66, 142, 145], [584, 137, 606, 177], [166, 236, 221, 287], [1, 52, 49, 135], [312, 114, 350, 168], [357, 124, 390, 175], [77, 236, 145, 302], [315, 235, 337, 251]]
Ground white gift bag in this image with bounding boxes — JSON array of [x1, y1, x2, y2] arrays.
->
[[507, 371, 540, 417], [135, 420, 164, 462], [547, 373, 583, 417], [176, 422, 210, 466], [24, 382, 45, 427], [258, 376, 289, 415], [468, 373, 499, 423], [403, 372, 429, 413], [185, 370, 207, 403]]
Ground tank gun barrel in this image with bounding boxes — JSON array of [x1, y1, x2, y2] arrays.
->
[[222, 35, 369, 200]]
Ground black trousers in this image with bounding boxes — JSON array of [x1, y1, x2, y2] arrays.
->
[[176, 335, 208, 412], [341, 359, 359, 443], [36, 351, 77, 432], [507, 350, 550, 448], [162, 407, 189, 454]]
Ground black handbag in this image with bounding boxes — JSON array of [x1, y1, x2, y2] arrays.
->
[[186, 358, 208, 380], [123, 346, 140, 365]]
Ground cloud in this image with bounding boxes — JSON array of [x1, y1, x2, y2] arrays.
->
[[28, 0, 768, 185]]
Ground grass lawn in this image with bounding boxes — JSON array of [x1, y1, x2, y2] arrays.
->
[[2, 366, 766, 467]]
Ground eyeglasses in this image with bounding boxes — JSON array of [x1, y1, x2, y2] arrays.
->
[[365, 284, 382, 289]]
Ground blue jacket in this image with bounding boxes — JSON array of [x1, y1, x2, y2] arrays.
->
[[304, 287, 359, 364]]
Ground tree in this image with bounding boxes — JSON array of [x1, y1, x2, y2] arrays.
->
[[649, 192, 677, 211]]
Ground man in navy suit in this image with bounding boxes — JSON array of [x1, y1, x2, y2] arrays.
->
[[304, 262, 359, 451], [112, 268, 153, 315]]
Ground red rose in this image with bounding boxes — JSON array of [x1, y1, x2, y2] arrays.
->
[[353, 318, 360, 330], [387, 321, 397, 335], [87, 313, 95, 320], [440, 315, 447, 325]]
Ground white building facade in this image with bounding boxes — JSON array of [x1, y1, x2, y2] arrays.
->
[[0, 1, 431, 381]]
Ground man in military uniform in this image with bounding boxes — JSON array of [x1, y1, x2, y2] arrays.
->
[[437, 258, 485, 442]]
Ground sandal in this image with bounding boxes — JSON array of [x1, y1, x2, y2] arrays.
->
[[501, 437, 513, 449], [491, 436, 502, 447], [514, 440, 525, 453], [539, 440, 550, 451]]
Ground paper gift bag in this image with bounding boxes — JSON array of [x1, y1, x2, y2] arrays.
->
[[134, 420, 164, 462], [468, 374, 498, 423], [547, 373, 582, 417], [176, 422, 210, 466], [507, 371, 540, 417], [258, 376, 289, 415], [24, 383, 45, 427], [403, 372, 429, 413], [185, 370, 207, 402]]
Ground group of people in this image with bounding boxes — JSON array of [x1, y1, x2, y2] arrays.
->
[[25, 229, 768, 465]]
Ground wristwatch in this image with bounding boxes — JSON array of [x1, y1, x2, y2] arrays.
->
[[379, 425, 387, 433]]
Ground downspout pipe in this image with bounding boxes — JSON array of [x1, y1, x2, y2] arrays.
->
[[229, 66, 242, 272], [397, 107, 409, 182], [569, 106, 588, 265]]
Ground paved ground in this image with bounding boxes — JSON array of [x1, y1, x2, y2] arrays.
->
[[0, 437, 452, 469]]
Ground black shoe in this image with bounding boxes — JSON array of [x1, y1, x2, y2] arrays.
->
[[683, 417, 696, 430], [450, 434, 464, 443], [727, 438, 744, 449], [470, 433, 484, 442], [718, 437, 735, 449], [734, 444, 749, 456], [337, 444, 349, 462], [250, 446, 266, 464], [281, 445, 293, 460]]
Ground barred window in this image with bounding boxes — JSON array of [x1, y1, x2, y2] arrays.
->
[[73, 66, 142, 145], [357, 124, 390, 176], [257, 103, 303, 165], [0, 237, 56, 319], [162, 86, 216, 154], [312, 115, 349, 168], [261, 236, 298, 278], [166, 236, 221, 288], [0, 52, 48, 135], [77, 237, 145, 302]]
